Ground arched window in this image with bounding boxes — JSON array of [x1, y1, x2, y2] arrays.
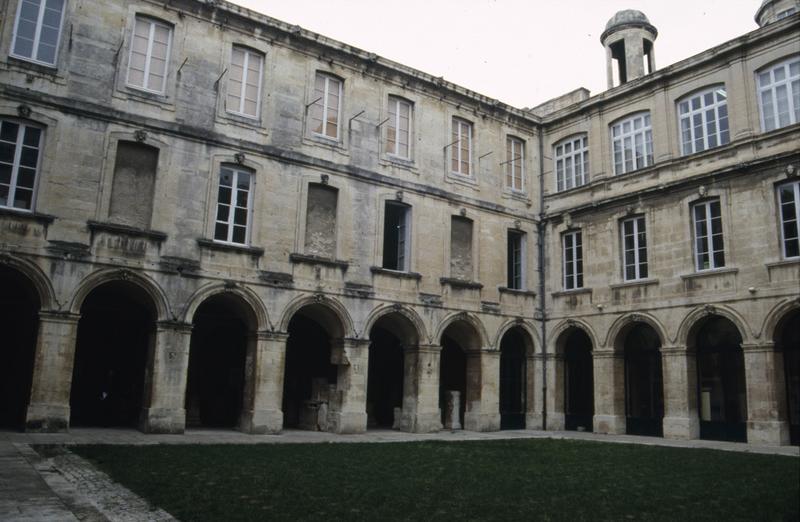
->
[[677, 86, 730, 155], [611, 112, 653, 175], [757, 56, 800, 132], [554, 134, 588, 192]]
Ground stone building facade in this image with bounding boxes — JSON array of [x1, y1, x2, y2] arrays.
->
[[0, 0, 797, 446]]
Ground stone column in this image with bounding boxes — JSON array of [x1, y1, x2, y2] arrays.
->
[[25, 312, 80, 432], [593, 349, 626, 434], [526, 353, 543, 430], [547, 353, 566, 430], [240, 331, 287, 434], [396, 344, 442, 433], [463, 349, 501, 432], [661, 346, 699, 440], [141, 321, 192, 434], [328, 338, 369, 434], [742, 342, 790, 445]]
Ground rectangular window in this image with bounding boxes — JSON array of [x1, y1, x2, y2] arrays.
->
[[226, 46, 263, 118], [0, 120, 42, 211], [304, 184, 338, 258], [563, 230, 583, 290], [778, 181, 800, 259], [127, 17, 172, 94], [382, 201, 411, 271], [621, 216, 648, 281], [507, 230, 524, 290], [213, 166, 252, 245], [693, 200, 725, 271], [310, 73, 342, 139], [612, 113, 653, 175], [386, 97, 411, 158], [450, 216, 473, 279], [451, 118, 472, 176], [109, 141, 158, 229], [11, 0, 65, 66], [757, 57, 800, 132], [555, 135, 589, 192], [505, 137, 524, 191], [679, 87, 730, 155]]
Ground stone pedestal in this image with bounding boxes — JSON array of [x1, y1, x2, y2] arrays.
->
[[240, 332, 287, 434], [661, 346, 699, 440], [546, 354, 566, 431], [395, 344, 442, 433], [141, 321, 192, 434], [463, 349, 501, 432], [443, 390, 461, 429], [593, 350, 626, 434], [328, 338, 369, 434], [743, 343, 790, 445], [526, 354, 543, 430], [25, 312, 80, 432]]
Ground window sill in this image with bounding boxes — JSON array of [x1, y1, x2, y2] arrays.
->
[[445, 172, 479, 189], [87, 220, 167, 242], [680, 267, 738, 280], [258, 270, 294, 287], [370, 266, 422, 280], [439, 277, 483, 290], [303, 134, 349, 156], [216, 110, 266, 132], [0, 207, 56, 224], [609, 278, 659, 289], [379, 155, 417, 173], [551, 287, 592, 297], [197, 238, 264, 257], [501, 189, 531, 205], [113, 86, 175, 111], [6, 55, 63, 79], [498, 287, 536, 298], [289, 253, 349, 270], [765, 258, 800, 269]]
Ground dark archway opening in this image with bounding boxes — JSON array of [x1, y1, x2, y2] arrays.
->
[[695, 317, 747, 442], [0, 267, 40, 430], [777, 310, 800, 446], [500, 328, 527, 430], [564, 329, 593, 432], [70, 281, 154, 428], [440, 334, 467, 428], [367, 324, 404, 428], [283, 312, 337, 430], [185, 295, 250, 429], [624, 323, 664, 437]]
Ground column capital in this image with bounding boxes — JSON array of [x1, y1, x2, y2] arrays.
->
[[741, 341, 776, 353], [343, 337, 370, 348], [156, 320, 193, 333], [660, 345, 690, 356], [255, 330, 289, 342], [415, 344, 442, 354], [38, 310, 80, 323], [592, 349, 622, 360]]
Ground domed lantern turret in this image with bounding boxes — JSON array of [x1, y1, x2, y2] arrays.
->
[[755, 0, 799, 27], [601, 10, 658, 89]]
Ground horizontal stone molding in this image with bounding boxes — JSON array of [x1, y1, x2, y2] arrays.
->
[[289, 252, 349, 270], [679, 267, 739, 280], [197, 238, 264, 257], [498, 286, 537, 297], [551, 287, 593, 298], [608, 278, 659, 289], [439, 277, 483, 290], [0, 207, 56, 224], [87, 220, 167, 242], [370, 266, 423, 280]]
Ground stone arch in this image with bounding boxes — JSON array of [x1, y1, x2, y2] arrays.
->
[[549, 318, 598, 355], [362, 304, 426, 346], [0, 253, 56, 310], [494, 319, 539, 356], [183, 282, 269, 332], [762, 298, 800, 343], [69, 269, 170, 321], [676, 304, 751, 349], [434, 312, 490, 350], [605, 312, 668, 352], [278, 294, 354, 338]]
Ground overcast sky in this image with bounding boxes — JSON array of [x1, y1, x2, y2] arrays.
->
[[229, 1, 760, 108]]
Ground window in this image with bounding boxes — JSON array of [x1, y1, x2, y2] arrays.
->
[[304, 184, 338, 258], [555, 135, 589, 192], [778, 181, 800, 259], [757, 57, 800, 132], [776, 7, 797, 20], [507, 230, 525, 290], [621, 216, 648, 281], [678, 87, 730, 155], [0, 120, 42, 211], [450, 216, 473, 279], [226, 46, 263, 118], [109, 141, 158, 229], [451, 118, 472, 176], [505, 137, 524, 191], [310, 73, 342, 139], [692, 200, 725, 271], [127, 17, 172, 93], [213, 166, 252, 245], [386, 97, 411, 158], [382, 201, 411, 271], [612, 113, 653, 175], [563, 230, 583, 290], [11, 0, 65, 66]]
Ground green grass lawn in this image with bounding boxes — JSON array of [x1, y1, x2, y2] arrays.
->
[[71, 439, 798, 521]]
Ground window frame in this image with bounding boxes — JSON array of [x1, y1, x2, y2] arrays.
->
[[310, 72, 343, 141], [382, 200, 412, 271], [385, 96, 412, 160], [0, 118, 44, 213], [756, 56, 800, 133], [507, 229, 525, 290], [620, 215, 648, 281], [450, 117, 473, 177], [677, 86, 730, 156], [554, 134, 589, 192], [691, 199, 726, 272], [562, 230, 583, 290], [213, 165, 254, 246], [778, 180, 800, 259], [505, 136, 525, 192], [125, 16, 174, 95], [611, 112, 653, 175], [225, 45, 264, 119], [10, 0, 66, 67]]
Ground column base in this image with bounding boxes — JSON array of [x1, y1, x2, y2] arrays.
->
[[240, 409, 283, 435], [663, 416, 700, 440], [329, 411, 367, 434], [141, 407, 185, 434], [25, 403, 70, 433], [547, 412, 565, 431], [747, 420, 790, 446], [464, 411, 500, 432], [395, 410, 442, 433], [593, 414, 625, 435], [526, 413, 544, 430]]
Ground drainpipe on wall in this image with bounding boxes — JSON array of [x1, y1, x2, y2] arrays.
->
[[537, 124, 548, 431]]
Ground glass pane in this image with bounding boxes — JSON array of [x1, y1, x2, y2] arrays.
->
[[17, 167, 36, 188], [0, 122, 19, 143], [214, 223, 227, 241], [232, 226, 246, 244], [23, 127, 41, 147], [0, 164, 11, 184], [216, 204, 229, 222]]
